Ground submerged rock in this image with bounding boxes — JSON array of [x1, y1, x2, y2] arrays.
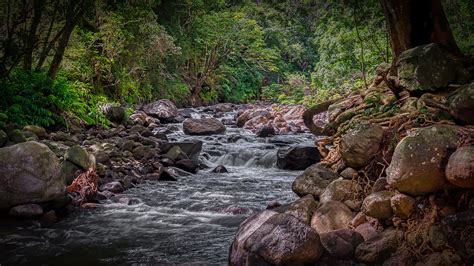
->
[[0, 141, 67, 209], [183, 118, 226, 135], [212, 165, 228, 173], [9, 204, 44, 218], [386, 125, 461, 195], [276, 145, 320, 170]]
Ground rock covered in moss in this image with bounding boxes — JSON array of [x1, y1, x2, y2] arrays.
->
[[362, 190, 394, 219], [340, 123, 383, 168], [445, 146, 474, 188], [320, 178, 361, 204], [386, 125, 461, 195], [447, 83, 474, 125], [396, 43, 465, 92], [0, 141, 67, 209], [8, 129, 27, 143], [65, 145, 96, 170], [0, 129, 7, 147], [23, 125, 47, 138]]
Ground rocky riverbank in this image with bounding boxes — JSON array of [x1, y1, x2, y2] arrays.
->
[[0, 100, 323, 220], [229, 44, 474, 265]]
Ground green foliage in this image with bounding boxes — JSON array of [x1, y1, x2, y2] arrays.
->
[[0, 70, 108, 127]]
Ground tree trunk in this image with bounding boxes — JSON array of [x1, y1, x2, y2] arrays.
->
[[48, 0, 85, 79], [380, 0, 461, 57], [23, 0, 44, 71]]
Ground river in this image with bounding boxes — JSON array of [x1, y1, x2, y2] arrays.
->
[[0, 107, 315, 265]]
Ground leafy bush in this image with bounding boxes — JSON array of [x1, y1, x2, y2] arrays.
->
[[0, 70, 109, 128]]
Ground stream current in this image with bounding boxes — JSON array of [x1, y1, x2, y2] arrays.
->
[[0, 108, 315, 265]]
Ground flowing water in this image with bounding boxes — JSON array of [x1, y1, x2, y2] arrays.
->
[[0, 108, 315, 265]]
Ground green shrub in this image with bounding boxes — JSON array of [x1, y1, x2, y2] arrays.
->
[[0, 70, 109, 128]]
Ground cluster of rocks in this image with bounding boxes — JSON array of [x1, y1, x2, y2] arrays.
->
[[235, 104, 327, 136], [230, 43, 474, 265], [0, 99, 234, 218]]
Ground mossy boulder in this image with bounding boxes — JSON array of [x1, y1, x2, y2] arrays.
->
[[386, 125, 461, 195], [292, 163, 339, 199], [396, 43, 464, 92], [0, 129, 7, 147], [65, 145, 96, 170], [23, 125, 47, 138], [8, 129, 27, 144], [362, 190, 395, 219], [0, 141, 67, 209], [447, 83, 474, 125]]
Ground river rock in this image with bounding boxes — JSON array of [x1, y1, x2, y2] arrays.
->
[[354, 223, 378, 241], [445, 146, 474, 188], [132, 145, 154, 160], [212, 165, 228, 173], [319, 229, 364, 259], [340, 123, 383, 168], [161, 141, 203, 163], [320, 178, 361, 204], [277, 145, 320, 170], [275, 195, 318, 225], [61, 160, 82, 185], [362, 190, 394, 219], [0, 129, 7, 147], [447, 83, 474, 125], [100, 181, 124, 193], [340, 167, 358, 179], [175, 159, 198, 173], [183, 118, 226, 135], [396, 43, 463, 92], [9, 203, 44, 218], [23, 125, 47, 138], [292, 163, 338, 198], [142, 99, 178, 122], [65, 145, 96, 170], [256, 125, 275, 138], [372, 177, 388, 193], [311, 201, 353, 234], [104, 106, 125, 122], [355, 229, 401, 263], [231, 212, 323, 265], [390, 193, 415, 219], [0, 141, 67, 209], [8, 129, 27, 143], [386, 125, 461, 195]]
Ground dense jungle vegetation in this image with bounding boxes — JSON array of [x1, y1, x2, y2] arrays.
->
[[1, 0, 473, 128]]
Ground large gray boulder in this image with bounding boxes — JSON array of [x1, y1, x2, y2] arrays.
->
[[292, 163, 339, 199], [386, 125, 461, 195], [183, 118, 226, 135], [277, 145, 320, 170], [396, 43, 465, 92], [142, 99, 178, 122], [340, 123, 383, 168], [229, 211, 323, 265], [0, 141, 67, 209], [447, 83, 474, 125]]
